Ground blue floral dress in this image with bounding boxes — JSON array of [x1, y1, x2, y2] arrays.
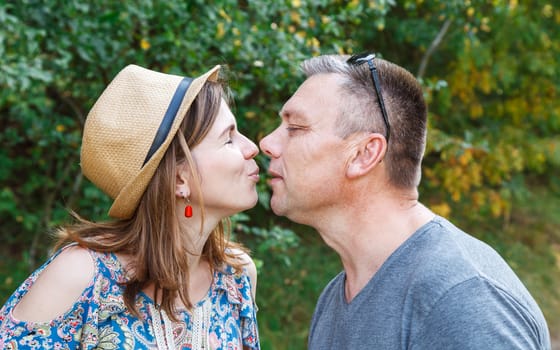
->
[[0, 245, 260, 349]]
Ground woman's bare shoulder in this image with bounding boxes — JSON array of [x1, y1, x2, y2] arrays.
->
[[12, 245, 95, 322]]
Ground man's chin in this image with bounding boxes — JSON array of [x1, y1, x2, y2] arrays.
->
[[270, 203, 286, 217], [271, 201, 310, 225], [270, 196, 289, 217]]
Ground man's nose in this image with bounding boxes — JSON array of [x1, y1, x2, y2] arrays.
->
[[259, 132, 277, 158]]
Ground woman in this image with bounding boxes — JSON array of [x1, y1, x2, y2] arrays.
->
[[0, 64, 260, 349]]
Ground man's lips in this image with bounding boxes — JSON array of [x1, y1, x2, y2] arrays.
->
[[267, 170, 283, 179], [267, 170, 283, 185]]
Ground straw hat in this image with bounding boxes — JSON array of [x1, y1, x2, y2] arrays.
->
[[80, 64, 220, 219]]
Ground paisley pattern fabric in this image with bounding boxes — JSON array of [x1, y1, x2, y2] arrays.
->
[[0, 245, 260, 349]]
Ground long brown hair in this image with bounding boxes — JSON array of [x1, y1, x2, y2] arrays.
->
[[54, 80, 247, 320]]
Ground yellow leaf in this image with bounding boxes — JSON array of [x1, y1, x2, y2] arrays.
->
[[308, 18, 316, 28], [431, 203, 451, 217], [542, 4, 553, 18], [489, 191, 503, 217], [290, 11, 301, 24], [479, 71, 492, 94], [140, 38, 150, 51], [216, 23, 225, 39], [452, 190, 461, 202], [469, 103, 483, 119], [245, 111, 256, 119], [508, 0, 518, 10], [306, 37, 320, 49], [472, 191, 485, 208], [458, 151, 471, 166], [219, 8, 232, 22]]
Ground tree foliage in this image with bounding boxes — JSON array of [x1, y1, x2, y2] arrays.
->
[[1, 0, 559, 347]]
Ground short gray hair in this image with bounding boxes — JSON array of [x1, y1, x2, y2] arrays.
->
[[300, 54, 428, 189]]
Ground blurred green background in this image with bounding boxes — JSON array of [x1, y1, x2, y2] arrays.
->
[[1, 1, 559, 348]]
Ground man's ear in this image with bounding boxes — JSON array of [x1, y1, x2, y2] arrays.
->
[[175, 165, 191, 198], [346, 133, 387, 179]]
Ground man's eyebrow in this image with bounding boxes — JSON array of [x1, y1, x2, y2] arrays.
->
[[279, 109, 306, 123]]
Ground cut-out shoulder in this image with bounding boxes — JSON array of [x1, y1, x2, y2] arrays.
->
[[12, 245, 95, 322]]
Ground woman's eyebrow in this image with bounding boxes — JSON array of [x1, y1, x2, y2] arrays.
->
[[219, 124, 235, 138]]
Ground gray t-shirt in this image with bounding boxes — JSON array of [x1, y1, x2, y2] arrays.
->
[[308, 216, 551, 349]]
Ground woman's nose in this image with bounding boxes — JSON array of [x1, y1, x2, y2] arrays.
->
[[259, 131, 278, 158], [242, 135, 259, 159]]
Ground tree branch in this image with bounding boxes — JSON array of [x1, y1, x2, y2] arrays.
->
[[417, 18, 453, 79]]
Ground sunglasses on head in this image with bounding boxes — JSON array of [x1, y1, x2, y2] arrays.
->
[[346, 53, 391, 144]]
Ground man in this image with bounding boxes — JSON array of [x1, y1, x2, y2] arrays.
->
[[259, 53, 551, 349]]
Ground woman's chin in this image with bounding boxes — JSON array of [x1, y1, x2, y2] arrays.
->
[[216, 197, 259, 218], [236, 194, 259, 213]]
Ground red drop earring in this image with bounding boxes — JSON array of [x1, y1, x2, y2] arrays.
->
[[184, 196, 193, 218]]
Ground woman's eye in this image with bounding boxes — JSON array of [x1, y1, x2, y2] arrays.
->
[[225, 130, 235, 144]]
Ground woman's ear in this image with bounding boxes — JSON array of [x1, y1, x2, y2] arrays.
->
[[346, 133, 387, 179], [175, 165, 191, 198]]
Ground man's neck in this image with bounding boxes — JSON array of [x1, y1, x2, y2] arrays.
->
[[316, 200, 434, 302]]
